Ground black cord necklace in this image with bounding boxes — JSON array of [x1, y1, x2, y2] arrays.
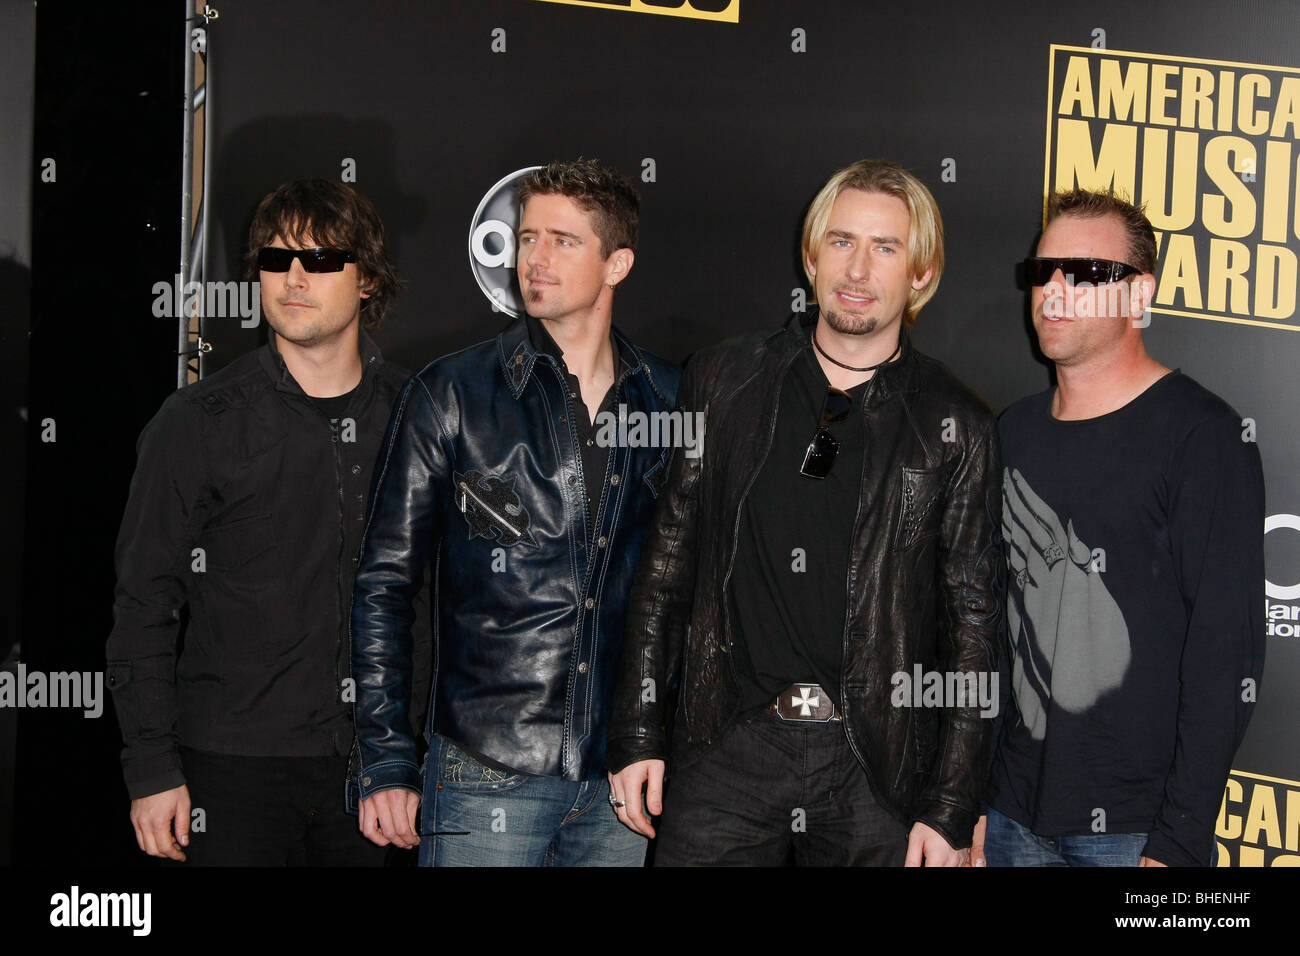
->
[[812, 327, 902, 372]]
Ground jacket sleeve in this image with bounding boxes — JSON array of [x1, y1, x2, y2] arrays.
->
[[1143, 415, 1265, 867], [350, 374, 449, 802], [605, 357, 705, 773], [914, 415, 1004, 848], [105, 393, 205, 800]]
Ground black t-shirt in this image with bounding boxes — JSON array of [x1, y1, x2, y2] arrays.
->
[[986, 371, 1265, 867], [731, 347, 869, 712], [312, 383, 358, 422]]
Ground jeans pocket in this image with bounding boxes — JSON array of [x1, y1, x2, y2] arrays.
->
[[437, 737, 529, 792]]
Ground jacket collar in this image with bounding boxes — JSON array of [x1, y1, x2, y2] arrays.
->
[[258, 328, 384, 396], [498, 314, 647, 400], [772, 309, 920, 401]]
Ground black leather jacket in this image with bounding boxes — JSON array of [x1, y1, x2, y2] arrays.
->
[[350, 317, 680, 804], [607, 312, 1003, 849]]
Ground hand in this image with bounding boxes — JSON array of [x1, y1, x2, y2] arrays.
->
[[607, 759, 664, 838], [130, 784, 192, 861], [1139, 856, 1167, 867], [968, 814, 987, 867], [360, 788, 421, 849], [1003, 467, 1131, 738], [905, 820, 969, 867]]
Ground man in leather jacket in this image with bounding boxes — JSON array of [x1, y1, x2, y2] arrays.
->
[[350, 160, 680, 866], [107, 179, 416, 865], [607, 159, 1003, 866]]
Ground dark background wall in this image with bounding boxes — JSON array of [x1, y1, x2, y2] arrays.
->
[[15, 0, 1300, 867]]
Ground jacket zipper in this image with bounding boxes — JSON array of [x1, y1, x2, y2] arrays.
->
[[838, 377, 887, 794], [457, 480, 525, 539], [330, 416, 346, 724]]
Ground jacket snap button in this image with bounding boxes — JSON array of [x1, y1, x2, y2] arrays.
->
[[597, 535, 607, 548], [610, 474, 620, 486], [578, 661, 589, 675], [362, 776, 372, 786], [567, 475, 578, 486], [559, 416, 567, 424], [351, 464, 362, 475], [584, 597, 595, 610]]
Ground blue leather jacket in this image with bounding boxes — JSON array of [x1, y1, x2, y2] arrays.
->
[[349, 317, 680, 805]]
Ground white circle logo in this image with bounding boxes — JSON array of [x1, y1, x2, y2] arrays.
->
[[1265, 513, 1300, 600], [467, 166, 542, 318]]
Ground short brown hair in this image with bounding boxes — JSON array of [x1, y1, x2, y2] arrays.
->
[[801, 159, 945, 325], [1045, 187, 1157, 274], [517, 159, 639, 259], [244, 179, 399, 331]]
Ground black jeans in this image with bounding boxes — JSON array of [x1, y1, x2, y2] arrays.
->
[[654, 710, 909, 866], [169, 747, 389, 867]]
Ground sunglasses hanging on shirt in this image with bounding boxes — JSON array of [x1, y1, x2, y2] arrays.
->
[[800, 387, 854, 479]]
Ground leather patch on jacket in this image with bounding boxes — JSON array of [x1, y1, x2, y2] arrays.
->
[[454, 469, 539, 547]]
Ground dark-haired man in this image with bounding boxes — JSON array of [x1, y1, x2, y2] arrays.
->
[[107, 179, 417, 865], [974, 188, 1265, 867], [350, 159, 679, 866]]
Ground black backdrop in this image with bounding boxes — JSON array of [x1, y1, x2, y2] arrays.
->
[[15, 0, 1300, 872]]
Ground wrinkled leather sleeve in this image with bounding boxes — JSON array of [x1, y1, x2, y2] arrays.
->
[[913, 416, 1004, 848], [350, 374, 449, 801], [606, 358, 705, 773]]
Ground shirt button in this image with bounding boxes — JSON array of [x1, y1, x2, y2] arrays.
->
[[570, 391, 577, 399], [584, 597, 595, 610], [610, 474, 621, 486], [559, 415, 567, 424], [586, 438, 594, 447], [597, 535, 607, 548], [577, 661, 589, 675]]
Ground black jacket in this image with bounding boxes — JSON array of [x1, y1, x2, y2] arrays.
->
[[606, 312, 1004, 849], [106, 331, 422, 800], [348, 317, 680, 805]]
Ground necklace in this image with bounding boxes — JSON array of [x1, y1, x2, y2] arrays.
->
[[812, 327, 902, 372]]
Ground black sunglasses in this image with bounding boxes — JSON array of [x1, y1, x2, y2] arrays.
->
[[257, 247, 357, 273], [1022, 257, 1141, 286], [800, 387, 854, 479]]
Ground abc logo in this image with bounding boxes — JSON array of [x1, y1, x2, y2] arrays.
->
[[468, 166, 541, 318], [1266, 514, 1300, 600]]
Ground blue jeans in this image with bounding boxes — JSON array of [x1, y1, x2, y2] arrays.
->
[[984, 807, 1147, 866], [418, 734, 646, 867]]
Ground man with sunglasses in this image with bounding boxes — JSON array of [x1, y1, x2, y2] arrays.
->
[[107, 179, 420, 865], [606, 159, 1002, 865], [973, 188, 1264, 867]]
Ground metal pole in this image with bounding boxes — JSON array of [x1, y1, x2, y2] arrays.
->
[[178, 0, 194, 389]]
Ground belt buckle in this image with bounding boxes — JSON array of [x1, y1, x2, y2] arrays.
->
[[774, 683, 835, 722]]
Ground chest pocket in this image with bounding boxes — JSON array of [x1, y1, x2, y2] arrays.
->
[[894, 464, 947, 552]]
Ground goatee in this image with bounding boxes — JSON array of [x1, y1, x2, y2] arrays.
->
[[822, 307, 877, 336]]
